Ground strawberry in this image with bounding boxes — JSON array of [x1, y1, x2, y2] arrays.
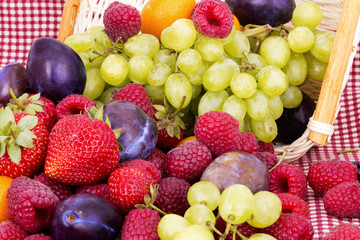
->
[[44, 107, 120, 186], [118, 159, 162, 183], [0, 107, 49, 178], [54, 94, 96, 120]]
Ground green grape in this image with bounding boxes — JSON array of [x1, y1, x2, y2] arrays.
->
[[245, 90, 270, 121], [220, 26, 236, 45], [158, 214, 192, 240], [187, 181, 221, 211], [230, 72, 257, 98], [194, 36, 224, 62], [219, 184, 254, 225], [282, 52, 307, 86], [203, 58, 239, 92], [257, 65, 289, 97], [173, 225, 215, 240], [160, 26, 173, 49], [184, 204, 216, 230], [292, 2, 322, 30], [185, 61, 209, 85], [222, 95, 246, 122], [154, 49, 177, 72], [268, 95, 283, 120], [191, 84, 202, 100], [251, 114, 278, 143], [83, 41, 107, 69], [259, 36, 291, 68], [100, 54, 129, 86], [247, 191, 282, 228], [167, 19, 197, 51], [280, 85, 303, 108], [224, 30, 250, 58], [112, 76, 131, 88], [78, 52, 92, 70], [147, 63, 172, 86], [198, 90, 229, 116], [177, 48, 202, 74], [128, 55, 154, 84], [124, 33, 160, 58], [144, 84, 165, 103], [83, 68, 106, 100], [248, 233, 277, 240], [310, 30, 334, 63], [287, 26, 315, 53], [164, 73, 192, 109], [304, 52, 328, 81], [64, 32, 95, 53], [240, 53, 267, 77], [243, 114, 252, 132], [98, 86, 120, 104], [85, 26, 112, 49]]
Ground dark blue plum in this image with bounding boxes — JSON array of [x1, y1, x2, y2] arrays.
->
[[26, 37, 86, 103], [50, 193, 124, 240], [225, 0, 296, 27], [0, 62, 29, 106], [103, 100, 158, 162]]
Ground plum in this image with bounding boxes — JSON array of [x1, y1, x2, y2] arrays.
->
[[200, 151, 269, 193], [225, 0, 296, 27], [103, 100, 158, 162], [26, 37, 86, 103], [0, 62, 29, 106], [50, 193, 124, 240]]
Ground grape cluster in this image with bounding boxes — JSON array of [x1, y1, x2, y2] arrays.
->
[[63, 1, 333, 143]]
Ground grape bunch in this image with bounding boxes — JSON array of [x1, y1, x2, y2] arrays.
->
[[63, 1, 333, 143]]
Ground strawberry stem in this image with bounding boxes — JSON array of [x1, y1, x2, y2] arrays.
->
[[8, 88, 25, 111], [168, 96, 186, 119]]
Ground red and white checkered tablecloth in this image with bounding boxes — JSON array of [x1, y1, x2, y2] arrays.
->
[[1, 0, 360, 239]]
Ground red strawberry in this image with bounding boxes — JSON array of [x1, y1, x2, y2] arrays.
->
[[108, 166, 155, 213], [34, 172, 72, 201], [276, 193, 310, 218], [120, 208, 160, 240], [0, 107, 49, 178], [44, 113, 120, 186], [55, 94, 96, 120], [323, 223, 360, 240], [0, 220, 29, 240], [307, 160, 358, 196], [323, 181, 360, 218]]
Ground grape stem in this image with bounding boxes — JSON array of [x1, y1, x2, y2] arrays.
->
[[337, 149, 359, 154]]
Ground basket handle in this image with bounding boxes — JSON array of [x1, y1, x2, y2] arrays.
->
[[308, 0, 360, 146], [58, 0, 82, 42]]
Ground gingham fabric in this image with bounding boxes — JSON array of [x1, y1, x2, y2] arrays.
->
[[1, 0, 360, 239]]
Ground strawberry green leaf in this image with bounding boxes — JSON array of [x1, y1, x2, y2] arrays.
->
[[174, 126, 181, 139], [25, 103, 44, 115], [155, 111, 166, 120], [16, 115, 38, 131], [7, 142, 21, 164], [0, 107, 15, 130], [0, 137, 10, 157], [152, 104, 166, 113], [27, 92, 41, 102], [166, 125, 175, 138], [16, 130, 36, 148]]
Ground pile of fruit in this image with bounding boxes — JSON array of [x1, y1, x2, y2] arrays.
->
[[0, 0, 360, 239]]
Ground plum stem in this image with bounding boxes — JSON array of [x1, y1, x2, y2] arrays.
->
[[8, 88, 25, 111]]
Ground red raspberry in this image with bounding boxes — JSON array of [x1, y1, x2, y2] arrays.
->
[[276, 193, 310, 218], [55, 94, 96, 120], [76, 183, 110, 201], [0, 220, 29, 240], [269, 163, 307, 200], [121, 208, 160, 239], [258, 140, 275, 154], [323, 223, 360, 240], [154, 177, 191, 216], [24, 234, 53, 240], [194, 111, 242, 157], [257, 152, 279, 170], [34, 172, 72, 201], [191, 0, 234, 39], [146, 148, 166, 176], [103, 1, 142, 42], [6, 176, 59, 233], [307, 160, 358, 196], [214, 217, 258, 239], [164, 140, 212, 182], [323, 181, 360, 218], [238, 131, 259, 155], [262, 213, 314, 240], [118, 159, 162, 184], [113, 83, 154, 117]]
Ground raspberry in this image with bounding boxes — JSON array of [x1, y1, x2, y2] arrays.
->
[[307, 160, 358, 196], [191, 0, 234, 39], [323, 181, 360, 218], [164, 140, 212, 182], [34, 172, 72, 201], [55, 94, 96, 120], [118, 159, 162, 184], [6, 176, 59, 233], [146, 148, 167, 176], [103, 1, 142, 42], [238, 131, 259, 155], [112, 83, 154, 117], [121, 208, 160, 239], [76, 183, 110, 201], [262, 213, 314, 240], [214, 217, 258, 239], [257, 152, 279, 170], [154, 177, 191, 216], [0, 220, 29, 240], [194, 111, 242, 157], [276, 193, 310, 218], [24, 234, 53, 240], [323, 223, 360, 240], [269, 163, 307, 200], [258, 140, 275, 154]]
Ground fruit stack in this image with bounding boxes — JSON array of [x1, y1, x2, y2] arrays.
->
[[1, 0, 360, 239]]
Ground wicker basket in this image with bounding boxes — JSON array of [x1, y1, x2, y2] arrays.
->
[[58, 0, 360, 163]]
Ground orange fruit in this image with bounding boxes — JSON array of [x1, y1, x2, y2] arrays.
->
[[233, 15, 242, 31], [0, 176, 14, 223], [140, 0, 196, 40], [175, 136, 197, 148]]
